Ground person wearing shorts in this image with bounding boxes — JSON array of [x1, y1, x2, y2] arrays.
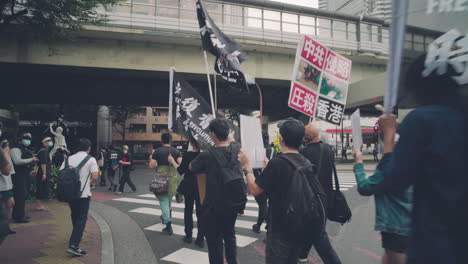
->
[[353, 149, 412, 264]]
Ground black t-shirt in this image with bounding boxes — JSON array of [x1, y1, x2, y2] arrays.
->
[[178, 151, 200, 196], [190, 142, 241, 207], [118, 152, 133, 171], [256, 153, 306, 234], [152, 146, 181, 166], [37, 147, 51, 177], [299, 142, 334, 196]]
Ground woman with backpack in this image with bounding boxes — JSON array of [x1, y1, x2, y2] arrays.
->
[[149, 133, 182, 235]]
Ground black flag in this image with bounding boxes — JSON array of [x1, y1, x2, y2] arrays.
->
[[214, 58, 254, 93], [168, 69, 216, 150], [196, 0, 250, 92]]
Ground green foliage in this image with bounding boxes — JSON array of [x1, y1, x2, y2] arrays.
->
[[108, 105, 143, 143], [48, 165, 59, 199], [0, 0, 123, 40]]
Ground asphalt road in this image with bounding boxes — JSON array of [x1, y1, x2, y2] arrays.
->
[[96, 163, 381, 264]]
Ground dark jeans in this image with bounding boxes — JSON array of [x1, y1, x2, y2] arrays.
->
[[12, 173, 27, 221], [298, 231, 342, 264], [118, 169, 136, 192], [0, 199, 10, 246], [68, 197, 90, 248], [107, 169, 117, 188], [201, 209, 238, 264], [254, 193, 268, 226], [184, 194, 203, 239], [266, 232, 301, 264]]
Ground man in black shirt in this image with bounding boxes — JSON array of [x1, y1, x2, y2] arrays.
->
[[239, 118, 313, 264], [298, 124, 342, 264], [116, 145, 135, 194], [35, 137, 53, 211], [190, 118, 242, 264]]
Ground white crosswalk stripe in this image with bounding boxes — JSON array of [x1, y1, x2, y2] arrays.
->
[[145, 224, 257, 247], [130, 207, 258, 230], [162, 248, 209, 264], [137, 194, 259, 209]]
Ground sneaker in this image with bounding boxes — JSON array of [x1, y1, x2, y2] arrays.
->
[[162, 223, 173, 235], [14, 218, 30, 224], [252, 224, 261, 234], [298, 258, 308, 263], [67, 246, 87, 256], [183, 236, 192, 244], [195, 237, 205, 248]]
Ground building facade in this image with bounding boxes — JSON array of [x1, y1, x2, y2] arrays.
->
[[112, 107, 187, 160], [318, 0, 391, 20]]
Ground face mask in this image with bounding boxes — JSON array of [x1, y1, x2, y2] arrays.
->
[[23, 140, 31, 147], [48, 142, 54, 147], [123, 150, 128, 154]]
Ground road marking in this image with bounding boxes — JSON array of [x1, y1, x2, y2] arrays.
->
[[130, 207, 257, 229], [114, 197, 259, 217], [137, 194, 260, 208], [161, 248, 209, 264], [145, 223, 257, 247]]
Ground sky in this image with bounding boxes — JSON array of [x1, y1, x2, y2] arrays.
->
[[269, 0, 319, 8]]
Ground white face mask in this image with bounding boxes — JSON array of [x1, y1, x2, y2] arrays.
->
[[123, 150, 128, 154]]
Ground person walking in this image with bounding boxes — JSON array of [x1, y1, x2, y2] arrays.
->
[[0, 138, 15, 235], [177, 142, 205, 248], [60, 138, 99, 256], [107, 145, 119, 192], [376, 55, 468, 264], [34, 137, 53, 211], [150, 133, 182, 235], [116, 145, 136, 194], [97, 146, 108, 187], [10, 133, 38, 223], [0, 146, 13, 245], [297, 124, 342, 264], [189, 118, 245, 264], [373, 147, 379, 162], [353, 148, 412, 264], [239, 119, 327, 264], [252, 131, 271, 234]]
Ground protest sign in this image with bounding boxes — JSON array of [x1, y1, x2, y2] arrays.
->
[[351, 109, 363, 150], [288, 35, 352, 125], [240, 115, 265, 169]]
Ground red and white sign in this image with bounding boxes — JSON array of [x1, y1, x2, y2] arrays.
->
[[301, 36, 328, 70], [288, 83, 318, 117], [288, 35, 353, 125]]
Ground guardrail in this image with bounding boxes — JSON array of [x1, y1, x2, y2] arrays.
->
[[95, 0, 437, 56]]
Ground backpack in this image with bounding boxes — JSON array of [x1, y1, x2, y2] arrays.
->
[[278, 155, 327, 243], [149, 172, 169, 194], [56, 156, 91, 202], [209, 144, 247, 214]]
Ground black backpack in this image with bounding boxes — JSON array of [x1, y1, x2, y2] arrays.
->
[[209, 144, 247, 214], [56, 156, 91, 202], [278, 155, 327, 243]]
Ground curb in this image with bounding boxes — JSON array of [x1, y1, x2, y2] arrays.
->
[[90, 209, 115, 264]]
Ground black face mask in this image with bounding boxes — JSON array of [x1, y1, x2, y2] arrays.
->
[[303, 138, 313, 145]]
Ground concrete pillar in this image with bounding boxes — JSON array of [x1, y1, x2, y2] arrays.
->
[[97, 106, 112, 148]]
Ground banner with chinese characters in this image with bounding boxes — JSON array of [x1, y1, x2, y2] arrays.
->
[[288, 35, 352, 125], [169, 69, 215, 150]]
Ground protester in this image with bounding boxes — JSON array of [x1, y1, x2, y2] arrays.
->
[[150, 133, 182, 235], [341, 148, 347, 160], [373, 147, 379, 162], [10, 133, 38, 223], [377, 55, 468, 264], [0, 139, 15, 239], [97, 146, 108, 187], [107, 145, 119, 192], [189, 118, 244, 264], [177, 142, 205, 248], [353, 147, 412, 264], [60, 138, 99, 256], [239, 119, 327, 264], [0, 147, 13, 246], [298, 124, 342, 264], [251, 131, 271, 234], [116, 145, 136, 194], [34, 137, 53, 211]]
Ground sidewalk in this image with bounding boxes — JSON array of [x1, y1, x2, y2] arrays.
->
[[0, 201, 101, 264]]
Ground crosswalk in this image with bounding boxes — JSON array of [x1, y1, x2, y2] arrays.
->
[[110, 165, 375, 263]]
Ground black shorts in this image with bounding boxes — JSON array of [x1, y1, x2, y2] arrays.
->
[[381, 232, 408, 253]]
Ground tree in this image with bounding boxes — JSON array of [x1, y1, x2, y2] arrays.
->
[[0, 0, 122, 39], [108, 105, 142, 145]]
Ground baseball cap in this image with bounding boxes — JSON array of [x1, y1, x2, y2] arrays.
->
[[41, 137, 52, 143], [122, 145, 129, 150]]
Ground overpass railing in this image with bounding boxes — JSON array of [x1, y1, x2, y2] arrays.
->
[[96, 0, 436, 56]]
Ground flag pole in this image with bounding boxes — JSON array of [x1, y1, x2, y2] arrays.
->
[[255, 82, 263, 124], [214, 71, 218, 111], [203, 51, 217, 117]]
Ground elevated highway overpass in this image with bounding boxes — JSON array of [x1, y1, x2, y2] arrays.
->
[[0, 0, 439, 117]]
